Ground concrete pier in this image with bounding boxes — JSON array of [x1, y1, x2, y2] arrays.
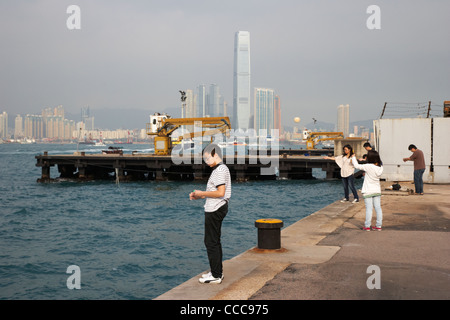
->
[[35, 152, 341, 182], [155, 182, 450, 300]]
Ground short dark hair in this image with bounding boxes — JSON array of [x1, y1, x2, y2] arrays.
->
[[408, 144, 417, 150], [363, 142, 371, 148], [203, 143, 222, 159], [366, 150, 382, 166]]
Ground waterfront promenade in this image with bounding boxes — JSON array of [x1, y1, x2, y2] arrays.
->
[[155, 182, 450, 300]]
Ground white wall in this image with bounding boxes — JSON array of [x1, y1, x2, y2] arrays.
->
[[374, 118, 450, 183], [433, 118, 450, 183]]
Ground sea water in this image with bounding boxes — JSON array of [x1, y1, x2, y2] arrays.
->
[[0, 143, 360, 299]]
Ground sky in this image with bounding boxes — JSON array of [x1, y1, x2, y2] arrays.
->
[[0, 0, 449, 129]]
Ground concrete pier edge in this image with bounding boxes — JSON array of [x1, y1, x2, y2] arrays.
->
[[155, 182, 450, 300], [154, 194, 362, 300]]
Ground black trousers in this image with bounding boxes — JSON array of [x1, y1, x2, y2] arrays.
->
[[204, 202, 228, 278]]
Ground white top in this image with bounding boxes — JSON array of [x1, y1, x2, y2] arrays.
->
[[351, 156, 383, 196], [204, 163, 232, 212], [335, 155, 355, 178]]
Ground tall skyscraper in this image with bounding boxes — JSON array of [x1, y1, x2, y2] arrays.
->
[[183, 89, 195, 118], [196, 84, 208, 117], [209, 84, 220, 117], [274, 95, 281, 133], [337, 104, 350, 137], [0, 111, 8, 138], [233, 31, 251, 130], [254, 88, 274, 133]]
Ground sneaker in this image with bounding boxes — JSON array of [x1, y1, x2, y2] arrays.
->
[[201, 271, 224, 279], [199, 273, 223, 284], [340, 198, 349, 203], [371, 226, 382, 231], [362, 227, 371, 231], [352, 199, 359, 204]]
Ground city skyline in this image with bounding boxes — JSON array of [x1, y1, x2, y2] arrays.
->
[[0, 106, 146, 141], [1, 1, 449, 129]]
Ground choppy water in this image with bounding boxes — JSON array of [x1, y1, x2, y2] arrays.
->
[[0, 143, 360, 299]]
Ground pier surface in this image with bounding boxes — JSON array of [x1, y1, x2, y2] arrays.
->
[[155, 182, 450, 300]]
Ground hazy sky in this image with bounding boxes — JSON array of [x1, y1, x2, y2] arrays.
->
[[1, 0, 449, 128]]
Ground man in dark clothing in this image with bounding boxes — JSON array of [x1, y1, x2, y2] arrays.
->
[[403, 144, 426, 195], [360, 142, 375, 161]]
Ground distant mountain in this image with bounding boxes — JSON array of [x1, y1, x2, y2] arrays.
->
[[65, 107, 181, 130], [284, 120, 335, 132], [284, 119, 376, 133], [350, 119, 376, 131], [304, 120, 336, 131], [93, 108, 155, 129]]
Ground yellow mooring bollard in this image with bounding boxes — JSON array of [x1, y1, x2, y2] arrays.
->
[[254, 219, 284, 250]]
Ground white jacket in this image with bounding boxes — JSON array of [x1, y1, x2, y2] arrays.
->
[[351, 156, 383, 195]]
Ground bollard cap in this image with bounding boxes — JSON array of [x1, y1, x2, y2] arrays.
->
[[255, 218, 283, 229], [256, 218, 283, 224]]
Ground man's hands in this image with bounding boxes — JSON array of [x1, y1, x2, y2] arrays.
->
[[190, 190, 203, 200], [189, 185, 226, 200]]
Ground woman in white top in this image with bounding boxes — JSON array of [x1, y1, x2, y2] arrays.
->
[[324, 144, 359, 203], [351, 150, 383, 231]]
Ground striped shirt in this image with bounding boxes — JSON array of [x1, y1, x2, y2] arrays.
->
[[204, 163, 231, 212]]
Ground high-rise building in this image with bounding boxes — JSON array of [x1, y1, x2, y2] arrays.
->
[[233, 31, 251, 130], [15, 114, 23, 138], [254, 88, 275, 133], [220, 96, 228, 117], [274, 95, 281, 133], [81, 106, 95, 130], [0, 111, 8, 138], [44, 115, 65, 139], [183, 89, 195, 118], [196, 85, 208, 117], [209, 84, 220, 117], [54, 105, 64, 118], [24, 114, 44, 139], [337, 104, 350, 137], [20, 106, 75, 141]]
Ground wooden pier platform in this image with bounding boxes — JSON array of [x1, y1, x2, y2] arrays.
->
[[35, 151, 341, 182]]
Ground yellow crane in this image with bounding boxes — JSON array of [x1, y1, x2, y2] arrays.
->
[[146, 114, 232, 155], [306, 131, 343, 150]]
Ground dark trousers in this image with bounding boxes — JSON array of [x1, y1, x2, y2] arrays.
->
[[342, 174, 358, 201], [414, 169, 425, 194], [204, 202, 228, 278]]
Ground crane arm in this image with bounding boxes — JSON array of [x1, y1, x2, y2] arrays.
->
[[149, 117, 231, 137], [146, 116, 232, 155]]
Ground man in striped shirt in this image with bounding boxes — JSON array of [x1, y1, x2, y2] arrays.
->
[[189, 144, 231, 284]]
